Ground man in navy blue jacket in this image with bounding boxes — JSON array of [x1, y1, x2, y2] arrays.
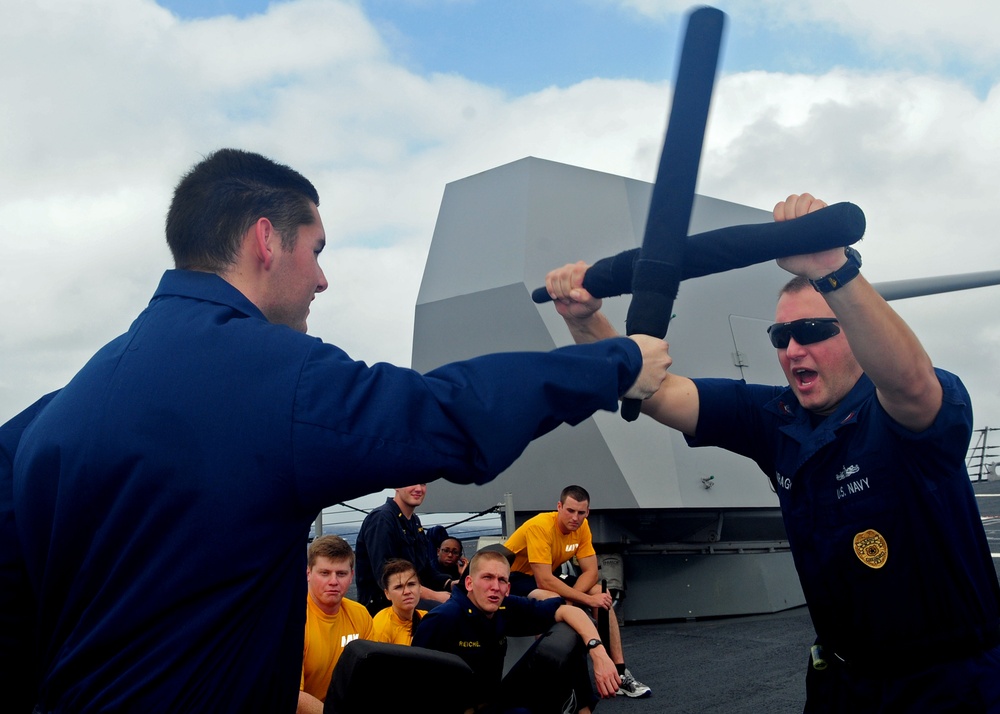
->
[[9, 149, 669, 713], [544, 192, 1000, 712], [355, 483, 453, 615], [413, 548, 620, 713]]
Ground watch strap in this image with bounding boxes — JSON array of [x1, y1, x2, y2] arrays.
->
[[810, 247, 862, 293]]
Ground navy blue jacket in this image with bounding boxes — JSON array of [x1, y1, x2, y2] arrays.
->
[[11, 269, 642, 713], [689, 371, 1000, 665], [1, 391, 59, 714], [355, 497, 448, 612], [412, 587, 562, 701]]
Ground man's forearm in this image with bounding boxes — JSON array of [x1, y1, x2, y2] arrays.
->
[[573, 569, 599, 596], [534, 571, 591, 605], [824, 275, 942, 430], [564, 310, 619, 345], [555, 603, 601, 641]]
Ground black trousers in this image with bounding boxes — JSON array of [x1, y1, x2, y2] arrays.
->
[[499, 623, 594, 714]]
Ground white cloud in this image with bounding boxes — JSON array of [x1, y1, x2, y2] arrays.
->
[[778, 0, 1000, 66], [702, 69, 1000, 272], [3, 0, 1000, 433], [604, 0, 1000, 67]]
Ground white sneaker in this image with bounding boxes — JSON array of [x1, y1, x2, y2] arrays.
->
[[616, 668, 652, 698]]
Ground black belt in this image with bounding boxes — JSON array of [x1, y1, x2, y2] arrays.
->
[[822, 623, 1000, 677]]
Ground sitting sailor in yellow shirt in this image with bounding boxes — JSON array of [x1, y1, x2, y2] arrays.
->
[[504, 484, 651, 698], [373, 559, 429, 646], [298, 535, 375, 714]]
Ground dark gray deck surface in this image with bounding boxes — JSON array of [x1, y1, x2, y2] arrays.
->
[[596, 605, 810, 713], [596, 477, 1000, 713]]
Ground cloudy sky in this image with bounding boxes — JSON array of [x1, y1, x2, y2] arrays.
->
[[3, 0, 1000, 452]]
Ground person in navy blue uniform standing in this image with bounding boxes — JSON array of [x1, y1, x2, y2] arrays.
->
[[8, 148, 671, 714], [355, 484, 453, 615], [412, 548, 620, 713], [544, 192, 1000, 713]]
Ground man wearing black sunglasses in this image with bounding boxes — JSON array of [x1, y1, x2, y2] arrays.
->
[[544, 193, 1000, 713]]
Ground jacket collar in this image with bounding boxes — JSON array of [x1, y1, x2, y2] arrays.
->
[[765, 373, 873, 445], [151, 269, 266, 322]]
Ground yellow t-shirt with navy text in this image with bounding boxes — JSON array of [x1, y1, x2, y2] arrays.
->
[[300, 595, 375, 701], [505, 511, 596, 576]]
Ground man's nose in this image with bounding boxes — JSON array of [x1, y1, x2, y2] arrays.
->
[[785, 337, 807, 357]]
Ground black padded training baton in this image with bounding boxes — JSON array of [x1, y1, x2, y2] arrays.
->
[[618, 6, 726, 422], [530, 202, 866, 304], [598, 579, 611, 647]]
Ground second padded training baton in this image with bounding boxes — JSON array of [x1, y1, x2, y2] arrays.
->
[[620, 6, 726, 422]]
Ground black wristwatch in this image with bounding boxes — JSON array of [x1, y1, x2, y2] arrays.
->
[[586, 638, 604, 651], [809, 246, 862, 293]]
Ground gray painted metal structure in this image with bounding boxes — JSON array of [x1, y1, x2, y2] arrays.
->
[[411, 156, 1000, 621], [413, 157, 802, 621]]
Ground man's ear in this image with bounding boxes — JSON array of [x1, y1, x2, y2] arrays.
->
[[252, 217, 277, 269]]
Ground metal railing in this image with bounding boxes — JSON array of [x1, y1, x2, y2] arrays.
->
[[967, 427, 1000, 482], [311, 497, 506, 547]]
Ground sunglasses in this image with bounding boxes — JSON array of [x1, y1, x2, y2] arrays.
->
[[766, 318, 840, 348]]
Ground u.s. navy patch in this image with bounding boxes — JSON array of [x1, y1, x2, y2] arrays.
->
[[853, 529, 888, 569]]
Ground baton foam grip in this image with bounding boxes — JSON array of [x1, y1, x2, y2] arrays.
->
[[621, 398, 642, 422], [598, 579, 611, 646], [620, 259, 680, 424], [625, 260, 681, 338]]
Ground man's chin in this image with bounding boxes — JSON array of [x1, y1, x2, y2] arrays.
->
[[794, 392, 835, 416]]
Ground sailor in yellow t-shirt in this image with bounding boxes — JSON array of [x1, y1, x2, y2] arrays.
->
[[372, 558, 429, 646], [507, 510, 597, 577], [503, 485, 651, 699], [298, 535, 375, 714]]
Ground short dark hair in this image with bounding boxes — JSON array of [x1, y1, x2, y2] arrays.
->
[[438, 537, 463, 554], [308, 534, 354, 569], [380, 558, 419, 590], [559, 485, 590, 505], [165, 148, 320, 271], [380, 559, 422, 632]]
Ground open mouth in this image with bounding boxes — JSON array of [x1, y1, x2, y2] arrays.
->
[[794, 368, 818, 388]]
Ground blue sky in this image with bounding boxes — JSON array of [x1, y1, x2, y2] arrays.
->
[[154, 0, 994, 96], [3, 0, 1000, 442], [156, 0, 857, 91]]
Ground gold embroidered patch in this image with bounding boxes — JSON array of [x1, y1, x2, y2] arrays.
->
[[853, 529, 888, 569]]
